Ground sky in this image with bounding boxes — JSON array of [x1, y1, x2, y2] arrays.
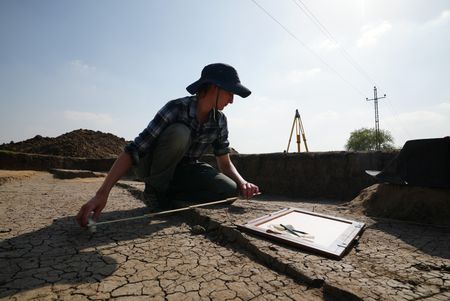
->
[[1, 0, 449, 153]]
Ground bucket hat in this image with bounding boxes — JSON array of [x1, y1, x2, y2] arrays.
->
[[186, 63, 251, 98]]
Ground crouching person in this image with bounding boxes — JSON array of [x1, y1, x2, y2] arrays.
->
[[76, 63, 259, 228]]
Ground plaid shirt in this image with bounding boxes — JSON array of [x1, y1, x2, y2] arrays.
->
[[124, 96, 230, 165]]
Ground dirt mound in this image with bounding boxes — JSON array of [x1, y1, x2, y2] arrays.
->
[[0, 129, 129, 159], [347, 184, 450, 226], [0, 170, 36, 186]]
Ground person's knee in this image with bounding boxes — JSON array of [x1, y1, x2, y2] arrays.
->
[[159, 123, 191, 153], [215, 176, 238, 198]]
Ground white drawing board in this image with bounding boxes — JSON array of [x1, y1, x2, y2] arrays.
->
[[238, 208, 365, 259]]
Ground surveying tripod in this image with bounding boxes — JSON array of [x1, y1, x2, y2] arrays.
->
[[286, 109, 309, 153]]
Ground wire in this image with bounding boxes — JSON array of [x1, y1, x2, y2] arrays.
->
[[250, 0, 366, 97], [251, 1, 413, 145], [292, 0, 411, 139], [291, 0, 379, 87]]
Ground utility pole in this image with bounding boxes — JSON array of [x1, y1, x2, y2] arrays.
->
[[366, 86, 386, 150]]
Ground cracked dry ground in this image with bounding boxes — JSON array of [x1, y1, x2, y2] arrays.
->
[[1, 172, 450, 300], [189, 197, 450, 300], [0, 172, 323, 300]]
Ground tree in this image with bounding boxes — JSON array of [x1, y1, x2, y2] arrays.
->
[[345, 128, 394, 151]]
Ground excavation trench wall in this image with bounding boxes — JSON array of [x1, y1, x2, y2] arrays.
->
[[0, 150, 397, 201], [203, 152, 397, 201], [0, 151, 114, 173]]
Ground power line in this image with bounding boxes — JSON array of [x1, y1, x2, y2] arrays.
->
[[291, 0, 378, 87], [251, 1, 412, 146], [288, 1, 411, 140], [250, 0, 366, 97]]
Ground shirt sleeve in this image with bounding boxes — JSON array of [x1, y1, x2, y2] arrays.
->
[[124, 100, 179, 165], [212, 114, 231, 157]]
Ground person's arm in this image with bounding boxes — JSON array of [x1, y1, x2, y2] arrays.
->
[[216, 154, 259, 199], [125, 99, 181, 165], [76, 151, 133, 227]]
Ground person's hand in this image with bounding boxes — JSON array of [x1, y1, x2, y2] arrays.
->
[[239, 182, 259, 199], [76, 193, 107, 228]]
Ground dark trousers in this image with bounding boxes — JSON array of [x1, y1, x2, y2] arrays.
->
[[134, 123, 237, 203]]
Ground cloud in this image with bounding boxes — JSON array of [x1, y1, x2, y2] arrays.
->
[[425, 10, 450, 27], [64, 110, 113, 125], [391, 110, 446, 124], [312, 39, 339, 51], [437, 102, 450, 111], [357, 21, 392, 47], [385, 103, 446, 124], [285, 68, 321, 84], [383, 105, 449, 143], [68, 60, 96, 72]]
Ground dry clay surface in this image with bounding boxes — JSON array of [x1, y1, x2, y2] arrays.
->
[[189, 195, 450, 300], [0, 172, 323, 300], [1, 171, 450, 300]]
